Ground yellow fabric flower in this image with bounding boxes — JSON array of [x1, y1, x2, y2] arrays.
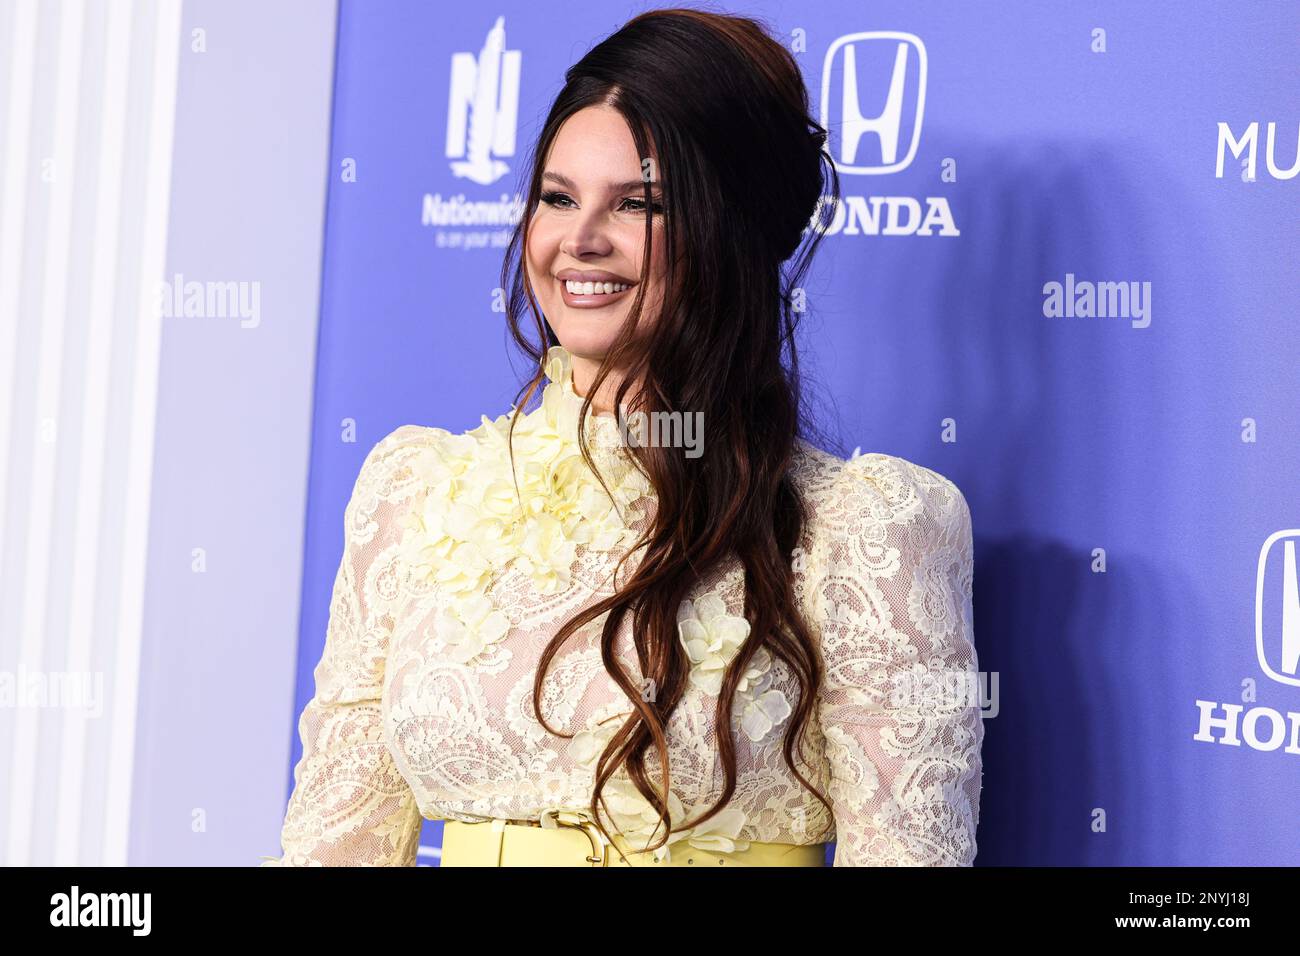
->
[[673, 805, 751, 855], [515, 512, 579, 594], [602, 775, 752, 862], [678, 594, 793, 743], [566, 708, 628, 771], [602, 776, 687, 854], [676, 593, 751, 695], [435, 593, 511, 664], [734, 682, 794, 742], [396, 345, 652, 651]]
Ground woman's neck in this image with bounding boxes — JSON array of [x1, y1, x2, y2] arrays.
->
[[569, 355, 638, 419]]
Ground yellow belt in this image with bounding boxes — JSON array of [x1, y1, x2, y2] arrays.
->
[[439, 812, 826, 867]]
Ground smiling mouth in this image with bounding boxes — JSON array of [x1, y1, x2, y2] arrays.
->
[[558, 277, 636, 306], [561, 278, 634, 294]]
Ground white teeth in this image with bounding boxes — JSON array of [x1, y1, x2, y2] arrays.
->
[[564, 279, 630, 295]]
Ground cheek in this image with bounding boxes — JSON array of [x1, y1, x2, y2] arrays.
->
[[623, 223, 665, 281], [526, 216, 561, 266]]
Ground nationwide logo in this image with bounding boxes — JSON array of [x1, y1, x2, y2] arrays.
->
[[1193, 530, 1300, 757], [815, 31, 957, 237], [424, 17, 525, 242], [446, 16, 520, 185]]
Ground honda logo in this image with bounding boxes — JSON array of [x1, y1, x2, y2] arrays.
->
[[819, 31, 927, 175], [1256, 529, 1300, 687]]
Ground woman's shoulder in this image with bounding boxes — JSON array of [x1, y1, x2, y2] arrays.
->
[[791, 436, 971, 538], [351, 413, 520, 504], [348, 423, 456, 505], [357, 423, 449, 474]]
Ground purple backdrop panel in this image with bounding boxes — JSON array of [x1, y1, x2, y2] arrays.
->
[[292, 0, 1300, 865]]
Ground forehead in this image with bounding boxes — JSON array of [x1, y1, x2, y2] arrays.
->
[[545, 105, 657, 187]]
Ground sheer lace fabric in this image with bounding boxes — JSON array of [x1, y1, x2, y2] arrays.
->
[[262, 347, 983, 867]]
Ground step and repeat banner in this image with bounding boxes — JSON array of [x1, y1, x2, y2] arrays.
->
[[286, 0, 1299, 864]]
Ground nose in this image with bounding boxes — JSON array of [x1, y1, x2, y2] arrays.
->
[[559, 205, 616, 259]]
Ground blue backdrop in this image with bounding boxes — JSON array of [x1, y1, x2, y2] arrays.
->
[[286, 0, 1300, 865]]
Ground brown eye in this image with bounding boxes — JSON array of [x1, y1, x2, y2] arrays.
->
[[621, 197, 665, 215]]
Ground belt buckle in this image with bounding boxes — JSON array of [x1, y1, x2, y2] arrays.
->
[[541, 809, 609, 867]]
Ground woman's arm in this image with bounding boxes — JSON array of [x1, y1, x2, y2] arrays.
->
[[260, 426, 432, 866], [811, 453, 984, 866]]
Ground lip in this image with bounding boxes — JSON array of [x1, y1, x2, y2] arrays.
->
[[555, 272, 637, 308]]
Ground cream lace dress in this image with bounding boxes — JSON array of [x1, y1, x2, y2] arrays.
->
[[261, 346, 984, 867]]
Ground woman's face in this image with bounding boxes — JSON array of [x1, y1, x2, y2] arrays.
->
[[526, 104, 665, 403]]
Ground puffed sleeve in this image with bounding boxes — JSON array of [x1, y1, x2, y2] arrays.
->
[[259, 426, 431, 866], [809, 453, 984, 866]]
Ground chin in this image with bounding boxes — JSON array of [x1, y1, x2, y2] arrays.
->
[[548, 315, 627, 361]]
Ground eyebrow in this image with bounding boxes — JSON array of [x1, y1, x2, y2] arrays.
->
[[542, 171, 660, 193]]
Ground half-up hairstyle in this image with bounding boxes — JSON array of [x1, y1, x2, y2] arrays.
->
[[497, 6, 843, 852]]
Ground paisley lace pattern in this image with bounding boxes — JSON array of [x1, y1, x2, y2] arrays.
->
[[262, 347, 984, 866]]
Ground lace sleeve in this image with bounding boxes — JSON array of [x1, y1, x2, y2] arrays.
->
[[260, 426, 432, 867], [811, 454, 984, 866]]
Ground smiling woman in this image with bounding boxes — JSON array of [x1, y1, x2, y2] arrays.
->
[[524, 105, 668, 414], [265, 6, 984, 869]]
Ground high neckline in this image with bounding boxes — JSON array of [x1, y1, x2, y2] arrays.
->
[[544, 345, 620, 419], [542, 345, 630, 449]]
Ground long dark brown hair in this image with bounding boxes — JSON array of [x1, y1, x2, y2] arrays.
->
[[498, 7, 842, 851]]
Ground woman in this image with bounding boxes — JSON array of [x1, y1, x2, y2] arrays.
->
[[262, 8, 983, 867]]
